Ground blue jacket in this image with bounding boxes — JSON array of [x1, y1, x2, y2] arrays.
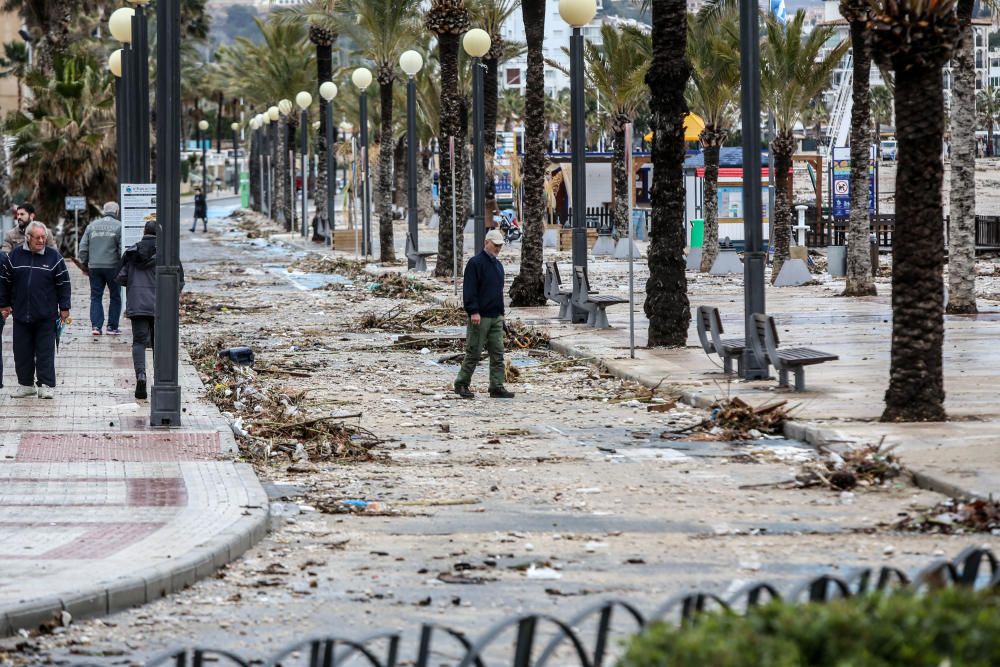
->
[[463, 249, 505, 318], [0, 245, 72, 323]]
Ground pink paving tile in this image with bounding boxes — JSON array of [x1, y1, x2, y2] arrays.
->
[[127, 478, 188, 507], [0, 522, 165, 559], [16, 432, 223, 462]]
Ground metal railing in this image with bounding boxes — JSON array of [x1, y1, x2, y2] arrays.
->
[[69, 545, 999, 667], [804, 214, 1000, 250]]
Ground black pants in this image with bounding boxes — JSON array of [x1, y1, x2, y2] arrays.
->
[[0, 316, 5, 387], [132, 316, 154, 376], [13, 318, 56, 388]]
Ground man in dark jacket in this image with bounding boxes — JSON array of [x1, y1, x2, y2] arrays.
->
[[454, 229, 514, 399], [191, 187, 208, 233], [0, 221, 72, 399], [78, 201, 123, 336], [117, 221, 184, 399]]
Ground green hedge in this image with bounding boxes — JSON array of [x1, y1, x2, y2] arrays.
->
[[619, 587, 1000, 667]]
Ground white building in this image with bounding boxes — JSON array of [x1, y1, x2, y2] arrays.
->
[[499, 0, 605, 96]]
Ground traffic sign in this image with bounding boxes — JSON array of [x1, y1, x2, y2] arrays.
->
[[65, 196, 86, 211]]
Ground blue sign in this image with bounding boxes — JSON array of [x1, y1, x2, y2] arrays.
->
[[832, 146, 876, 217]]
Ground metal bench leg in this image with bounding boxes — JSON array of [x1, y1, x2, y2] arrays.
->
[[778, 369, 789, 388], [558, 299, 570, 320], [592, 308, 611, 329], [736, 356, 744, 377], [794, 368, 806, 392], [416, 257, 427, 272], [723, 356, 733, 374], [585, 307, 596, 327]]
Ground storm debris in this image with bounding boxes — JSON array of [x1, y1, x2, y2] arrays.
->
[[291, 255, 365, 278], [796, 441, 905, 491], [891, 497, 1000, 535], [369, 273, 434, 298]]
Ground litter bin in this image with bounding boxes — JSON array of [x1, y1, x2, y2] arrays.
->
[[827, 245, 847, 277], [869, 233, 878, 276], [690, 219, 704, 247], [240, 172, 250, 208]]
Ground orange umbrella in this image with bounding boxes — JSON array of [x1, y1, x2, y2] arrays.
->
[[643, 113, 706, 143]]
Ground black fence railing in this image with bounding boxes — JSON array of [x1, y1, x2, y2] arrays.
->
[[69, 546, 999, 667], [804, 214, 1000, 250], [563, 207, 651, 235]]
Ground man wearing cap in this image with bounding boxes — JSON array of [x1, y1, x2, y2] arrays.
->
[[79, 201, 123, 336], [454, 229, 514, 399]]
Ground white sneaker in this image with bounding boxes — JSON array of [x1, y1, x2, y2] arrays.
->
[[37, 386, 54, 399], [11, 385, 36, 398]]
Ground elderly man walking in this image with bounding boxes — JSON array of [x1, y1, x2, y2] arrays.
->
[[454, 229, 515, 399], [0, 221, 72, 398], [79, 202, 123, 336]]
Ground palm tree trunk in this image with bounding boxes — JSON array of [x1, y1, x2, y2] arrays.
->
[[275, 117, 289, 229], [393, 134, 407, 209], [845, 19, 877, 296], [643, 0, 690, 346], [484, 55, 500, 219], [315, 42, 333, 243], [699, 127, 724, 272], [509, 0, 547, 306], [612, 117, 629, 238], [286, 120, 297, 231], [435, 33, 464, 278], [418, 147, 433, 225], [769, 131, 794, 284], [249, 131, 260, 212], [881, 62, 947, 422], [378, 78, 396, 262], [946, 0, 977, 314]]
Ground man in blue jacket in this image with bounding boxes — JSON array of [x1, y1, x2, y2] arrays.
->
[[0, 222, 72, 399], [454, 229, 514, 399]]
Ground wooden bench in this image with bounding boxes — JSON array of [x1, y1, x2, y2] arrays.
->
[[558, 227, 598, 252], [571, 266, 627, 329], [749, 313, 838, 391], [544, 261, 572, 320], [695, 305, 745, 376], [405, 232, 436, 272]]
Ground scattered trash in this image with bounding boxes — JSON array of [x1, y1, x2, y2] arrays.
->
[[219, 347, 256, 367], [891, 497, 1000, 534], [368, 273, 433, 298], [525, 565, 562, 580], [795, 441, 904, 491]]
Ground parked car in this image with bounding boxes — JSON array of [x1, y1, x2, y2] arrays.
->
[[880, 140, 897, 161]]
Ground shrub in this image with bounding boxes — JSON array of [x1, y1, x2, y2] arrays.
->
[[619, 587, 1000, 666]]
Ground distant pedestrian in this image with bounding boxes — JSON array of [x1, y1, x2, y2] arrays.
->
[[454, 229, 514, 399], [2, 203, 56, 252], [78, 201, 123, 336], [191, 187, 207, 232], [117, 221, 185, 400], [0, 221, 72, 399]]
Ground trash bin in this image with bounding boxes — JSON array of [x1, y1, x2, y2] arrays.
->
[[240, 172, 250, 208], [869, 233, 878, 276], [827, 245, 847, 277], [690, 219, 704, 247]]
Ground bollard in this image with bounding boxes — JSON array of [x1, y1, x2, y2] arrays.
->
[[869, 232, 878, 277]]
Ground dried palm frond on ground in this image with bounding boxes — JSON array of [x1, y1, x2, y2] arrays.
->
[[230, 210, 283, 239], [413, 303, 467, 328], [291, 255, 365, 278], [369, 273, 434, 298], [891, 497, 1000, 534], [355, 304, 466, 332], [673, 397, 791, 440], [796, 441, 904, 491], [504, 320, 549, 349]]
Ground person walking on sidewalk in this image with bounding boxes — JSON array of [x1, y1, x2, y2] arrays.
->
[[1, 203, 56, 252], [78, 202, 122, 336], [0, 221, 72, 399], [454, 229, 514, 399], [191, 187, 208, 232], [117, 221, 185, 400]]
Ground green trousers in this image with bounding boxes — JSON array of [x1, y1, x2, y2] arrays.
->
[[456, 315, 505, 389]]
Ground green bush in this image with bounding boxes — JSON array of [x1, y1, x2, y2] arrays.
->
[[619, 587, 1000, 667]]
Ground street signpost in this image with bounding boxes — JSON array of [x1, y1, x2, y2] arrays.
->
[[65, 196, 86, 258], [121, 183, 157, 253]]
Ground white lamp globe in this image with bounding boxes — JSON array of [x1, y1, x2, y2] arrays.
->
[[263, 114, 272, 126], [399, 50, 423, 77], [108, 50, 123, 78], [249, 118, 259, 131], [558, 0, 597, 27], [267, 106, 280, 121], [108, 7, 135, 44], [351, 67, 373, 91], [231, 122, 240, 131], [278, 99, 293, 115], [198, 120, 209, 131], [462, 29, 491, 58], [295, 91, 313, 110], [312, 120, 321, 131], [125, 0, 151, 5], [319, 81, 338, 101]]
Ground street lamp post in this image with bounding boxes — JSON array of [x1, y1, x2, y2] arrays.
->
[[739, 0, 768, 379], [127, 0, 151, 182], [278, 98, 293, 231], [109, 7, 135, 183], [198, 119, 209, 195], [352, 67, 374, 257], [463, 30, 491, 254], [231, 121, 240, 195], [320, 81, 339, 247], [151, 0, 182, 426], [107, 49, 125, 187], [559, 0, 597, 323], [399, 50, 424, 269], [296, 92, 312, 238], [267, 105, 279, 221]]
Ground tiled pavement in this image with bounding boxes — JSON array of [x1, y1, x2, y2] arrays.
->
[[0, 263, 268, 637]]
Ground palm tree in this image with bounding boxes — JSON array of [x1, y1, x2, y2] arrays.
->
[[508, 0, 547, 306], [946, 0, 980, 314], [643, 0, 691, 346], [869, 0, 959, 422], [499, 87, 524, 131], [342, 0, 420, 262], [869, 85, 893, 135], [4, 54, 117, 253], [0, 41, 29, 111], [840, 0, 877, 297], [426, 0, 471, 275], [761, 12, 846, 283], [271, 0, 340, 244], [687, 10, 739, 273], [977, 85, 1000, 155]]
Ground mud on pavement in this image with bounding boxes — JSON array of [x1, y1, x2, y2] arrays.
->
[[3, 213, 993, 665]]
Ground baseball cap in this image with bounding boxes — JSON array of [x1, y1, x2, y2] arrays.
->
[[485, 229, 505, 245]]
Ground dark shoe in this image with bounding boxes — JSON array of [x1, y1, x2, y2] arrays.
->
[[106, 328, 121, 336], [489, 386, 515, 398], [135, 372, 147, 400], [453, 383, 474, 399]]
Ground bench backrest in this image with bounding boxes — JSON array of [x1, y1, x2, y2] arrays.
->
[[571, 266, 588, 306], [706, 306, 731, 354], [550, 261, 563, 287], [750, 313, 782, 369], [544, 262, 557, 299], [405, 233, 416, 256], [574, 265, 592, 293], [695, 306, 716, 355]]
